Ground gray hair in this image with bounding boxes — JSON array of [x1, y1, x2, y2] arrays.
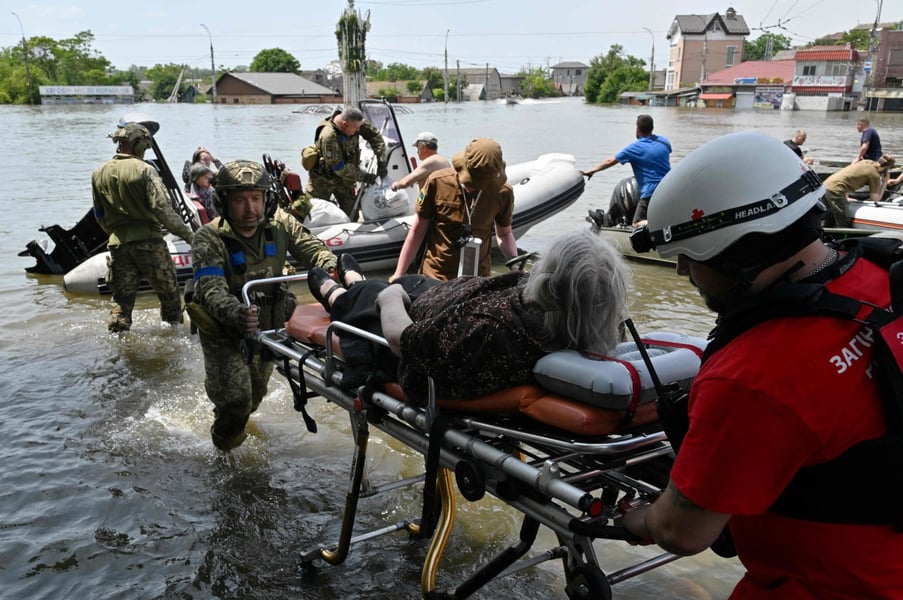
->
[[523, 232, 631, 354], [340, 106, 364, 122], [793, 129, 807, 143]]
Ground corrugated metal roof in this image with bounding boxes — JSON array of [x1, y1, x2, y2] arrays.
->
[[703, 60, 795, 85], [228, 72, 336, 96]]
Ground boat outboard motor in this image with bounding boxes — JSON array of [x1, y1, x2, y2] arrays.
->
[[607, 176, 639, 226]]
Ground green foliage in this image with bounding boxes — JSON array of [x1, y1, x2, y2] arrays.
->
[[406, 80, 422, 94], [596, 66, 650, 103], [744, 34, 793, 60], [0, 30, 125, 103], [336, 9, 369, 72], [146, 63, 190, 101], [584, 45, 649, 104], [432, 80, 459, 102], [519, 66, 556, 98], [377, 86, 401, 100], [250, 48, 300, 73], [421, 67, 444, 91], [372, 62, 420, 81], [365, 59, 383, 77]]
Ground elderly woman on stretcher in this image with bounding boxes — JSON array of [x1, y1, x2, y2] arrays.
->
[[306, 232, 631, 402]]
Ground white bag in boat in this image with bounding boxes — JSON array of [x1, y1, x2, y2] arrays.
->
[[360, 181, 410, 220], [305, 198, 349, 226]]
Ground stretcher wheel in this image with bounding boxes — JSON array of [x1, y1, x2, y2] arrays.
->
[[564, 564, 611, 600], [454, 460, 485, 502]]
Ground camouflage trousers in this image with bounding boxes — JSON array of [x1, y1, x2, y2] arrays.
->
[[305, 175, 358, 221], [106, 238, 183, 332], [199, 330, 275, 451]]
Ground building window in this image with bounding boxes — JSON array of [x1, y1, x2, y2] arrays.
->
[[802, 65, 816, 76], [726, 46, 737, 67], [575, 69, 582, 76], [829, 63, 846, 76]]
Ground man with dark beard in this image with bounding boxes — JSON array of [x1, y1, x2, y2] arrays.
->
[[623, 132, 903, 598]]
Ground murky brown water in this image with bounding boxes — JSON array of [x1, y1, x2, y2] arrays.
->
[[2, 99, 901, 598]]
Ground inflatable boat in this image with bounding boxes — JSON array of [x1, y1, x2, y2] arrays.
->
[[24, 100, 585, 296], [238, 269, 708, 599], [588, 176, 903, 267]]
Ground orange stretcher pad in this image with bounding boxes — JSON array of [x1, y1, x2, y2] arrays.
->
[[287, 304, 706, 437]]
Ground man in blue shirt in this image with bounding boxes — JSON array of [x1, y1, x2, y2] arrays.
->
[[581, 114, 672, 226], [855, 117, 882, 163]]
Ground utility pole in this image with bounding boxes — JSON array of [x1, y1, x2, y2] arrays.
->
[[201, 24, 217, 103], [642, 27, 655, 92], [11, 12, 34, 105], [864, 0, 884, 111], [456, 60, 461, 102], [444, 29, 450, 104]]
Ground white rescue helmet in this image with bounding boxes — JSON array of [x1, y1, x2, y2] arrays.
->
[[644, 132, 824, 261]]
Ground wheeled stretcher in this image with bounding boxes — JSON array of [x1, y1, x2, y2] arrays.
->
[[243, 275, 707, 599]]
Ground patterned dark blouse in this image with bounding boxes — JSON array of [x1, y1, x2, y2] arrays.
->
[[399, 271, 553, 402]]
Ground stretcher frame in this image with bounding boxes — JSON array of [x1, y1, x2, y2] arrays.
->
[[242, 275, 686, 599]]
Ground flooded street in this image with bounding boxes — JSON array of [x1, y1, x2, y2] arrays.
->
[[1, 99, 901, 598]]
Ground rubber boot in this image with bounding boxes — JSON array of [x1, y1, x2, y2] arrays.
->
[[211, 425, 247, 452]]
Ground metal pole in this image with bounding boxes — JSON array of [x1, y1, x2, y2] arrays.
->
[[444, 29, 450, 104], [201, 24, 217, 103], [642, 27, 655, 92], [11, 12, 34, 105]]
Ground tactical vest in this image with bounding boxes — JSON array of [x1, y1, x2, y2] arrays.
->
[[216, 218, 290, 331], [702, 236, 903, 529]]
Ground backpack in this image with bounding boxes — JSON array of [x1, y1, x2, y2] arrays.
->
[[301, 145, 319, 171]]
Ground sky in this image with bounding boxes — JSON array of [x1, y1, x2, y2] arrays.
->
[[3, 0, 901, 74]]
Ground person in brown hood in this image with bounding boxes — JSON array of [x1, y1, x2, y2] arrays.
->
[[389, 138, 518, 281]]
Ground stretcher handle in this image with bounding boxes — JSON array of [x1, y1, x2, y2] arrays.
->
[[240, 273, 310, 307]]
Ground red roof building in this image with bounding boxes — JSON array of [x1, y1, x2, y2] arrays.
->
[[697, 59, 796, 109]]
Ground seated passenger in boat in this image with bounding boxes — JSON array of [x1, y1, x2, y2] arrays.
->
[[187, 163, 217, 222], [307, 232, 630, 401]]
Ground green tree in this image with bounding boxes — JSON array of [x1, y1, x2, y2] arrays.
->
[[812, 28, 870, 50], [406, 80, 422, 94], [584, 45, 647, 103], [421, 67, 444, 91], [744, 34, 793, 60], [0, 30, 121, 104], [365, 59, 383, 78], [519, 66, 556, 98], [146, 63, 189, 101], [596, 65, 650, 103], [250, 48, 300, 73]]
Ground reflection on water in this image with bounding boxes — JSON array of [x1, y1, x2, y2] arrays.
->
[[4, 100, 901, 598]]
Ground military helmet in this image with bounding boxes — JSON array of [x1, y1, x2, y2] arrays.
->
[[212, 160, 276, 222], [215, 160, 272, 192], [109, 122, 153, 157]]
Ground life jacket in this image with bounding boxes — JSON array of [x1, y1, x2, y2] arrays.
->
[[702, 236, 903, 529]]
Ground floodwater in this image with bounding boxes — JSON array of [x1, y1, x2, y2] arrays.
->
[[1, 99, 901, 599]]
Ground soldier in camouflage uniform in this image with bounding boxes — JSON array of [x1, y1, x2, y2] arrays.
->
[[305, 106, 388, 221], [92, 121, 195, 333], [189, 160, 337, 451]]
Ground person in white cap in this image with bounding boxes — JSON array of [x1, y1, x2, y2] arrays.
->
[[391, 131, 450, 192]]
